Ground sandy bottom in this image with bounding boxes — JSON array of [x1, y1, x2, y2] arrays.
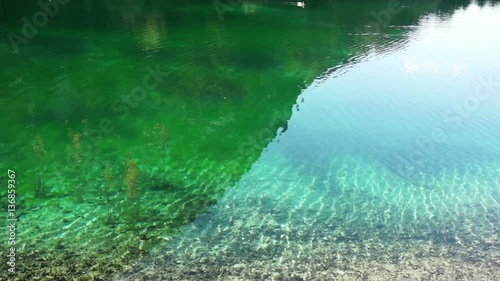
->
[[2, 155, 499, 280], [110, 211, 499, 281], [113, 246, 499, 281]]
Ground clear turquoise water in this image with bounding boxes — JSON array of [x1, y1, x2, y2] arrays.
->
[[1, 0, 499, 280]]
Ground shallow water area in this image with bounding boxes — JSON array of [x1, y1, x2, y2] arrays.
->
[[0, 0, 499, 280]]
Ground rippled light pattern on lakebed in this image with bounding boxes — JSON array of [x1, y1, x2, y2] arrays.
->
[[0, 0, 499, 280]]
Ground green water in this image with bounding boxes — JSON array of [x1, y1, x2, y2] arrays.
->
[[1, 0, 499, 280]]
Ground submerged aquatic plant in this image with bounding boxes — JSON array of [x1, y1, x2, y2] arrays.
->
[[72, 132, 81, 162], [34, 175, 46, 198], [32, 134, 46, 159], [66, 128, 83, 163], [155, 123, 169, 151], [125, 160, 139, 200]]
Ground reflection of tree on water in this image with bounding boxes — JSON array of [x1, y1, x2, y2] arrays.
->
[[44, 73, 82, 122], [263, 1, 306, 8]]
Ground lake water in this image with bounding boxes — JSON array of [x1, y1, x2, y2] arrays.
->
[[0, 0, 499, 280]]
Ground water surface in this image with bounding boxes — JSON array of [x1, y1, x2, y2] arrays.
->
[[0, 0, 499, 280]]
